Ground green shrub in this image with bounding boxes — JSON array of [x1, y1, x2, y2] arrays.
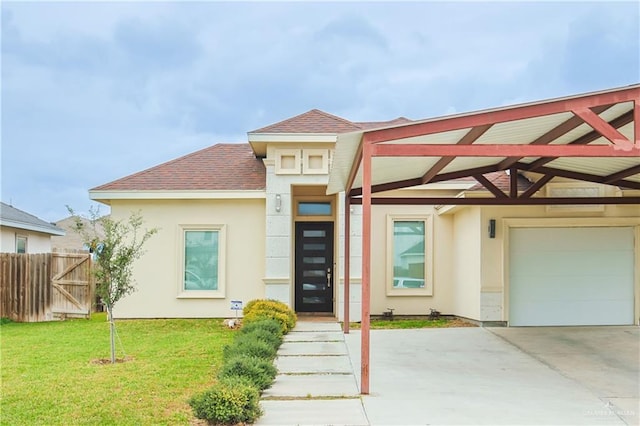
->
[[236, 328, 283, 350], [243, 299, 297, 333], [240, 318, 284, 337], [218, 354, 278, 391], [189, 377, 261, 424], [223, 337, 277, 361]]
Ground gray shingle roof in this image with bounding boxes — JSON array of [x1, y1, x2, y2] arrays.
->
[[0, 202, 65, 236]]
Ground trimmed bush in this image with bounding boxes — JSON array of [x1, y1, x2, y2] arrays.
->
[[218, 354, 278, 391], [237, 328, 283, 350], [240, 318, 284, 337], [223, 337, 277, 361], [189, 376, 261, 424], [243, 299, 297, 333]]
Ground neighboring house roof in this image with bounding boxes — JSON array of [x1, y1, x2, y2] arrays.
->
[[0, 202, 65, 236], [52, 216, 106, 251], [91, 144, 265, 192]]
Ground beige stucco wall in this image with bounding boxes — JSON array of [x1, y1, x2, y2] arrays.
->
[[0, 226, 53, 253], [108, 198, 266, 318], [368, 204, 455, 317], [451, 207, 482, 320]]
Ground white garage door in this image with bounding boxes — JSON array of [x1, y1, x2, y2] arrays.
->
[[509, 227, 635, 326]]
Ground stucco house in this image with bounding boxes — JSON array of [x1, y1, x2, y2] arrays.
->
[[90, 85, 640, 327], [0, 202, 65, 253]]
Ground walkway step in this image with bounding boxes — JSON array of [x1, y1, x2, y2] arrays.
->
[[278, 341, 348, 356], [257, 399, 368, 426], [276, 354, 354, 374], [284, 331, 344, 342], [290, 321, 342, 332], [262, 373, 360, 398]]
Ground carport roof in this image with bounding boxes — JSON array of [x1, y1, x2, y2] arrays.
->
[[328, 84, 640, 200]]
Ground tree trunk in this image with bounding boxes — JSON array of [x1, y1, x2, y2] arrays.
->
[[107, 305, 116, 364]]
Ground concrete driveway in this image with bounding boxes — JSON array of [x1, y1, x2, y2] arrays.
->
[[489, 326, 639, 425], [344, 326, 639, 425]]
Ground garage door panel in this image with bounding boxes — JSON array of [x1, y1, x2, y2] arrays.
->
[[512, 300, 633, 326], [509, 227, 635, 326]]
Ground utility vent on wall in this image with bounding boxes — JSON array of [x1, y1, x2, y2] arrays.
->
[[546, 183, 605, 212]]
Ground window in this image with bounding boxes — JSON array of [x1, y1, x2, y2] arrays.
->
[[16, 236, 27, 254], [387, 215, 433, 296], [297, 202, 332, 216], [179, 225, 226, 298], [275, 149, 301, 175], [302, 149, 329, 174]]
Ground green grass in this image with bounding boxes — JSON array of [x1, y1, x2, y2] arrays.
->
[[348, 317, 475, 329], [0, 313, 235, 425]]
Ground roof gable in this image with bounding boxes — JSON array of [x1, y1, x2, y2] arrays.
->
[[91, 144, 265, 192], [250, 109, 363, 134]]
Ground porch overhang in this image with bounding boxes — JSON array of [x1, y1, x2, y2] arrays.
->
[[329, 84, 640, 395]]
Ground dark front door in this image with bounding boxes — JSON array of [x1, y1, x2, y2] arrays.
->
[[295, 222, 334, 313]]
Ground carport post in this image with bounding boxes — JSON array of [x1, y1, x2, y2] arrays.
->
[[344, 195, 350, 334], [635, 99, 640, 146], [360, 142, 372, 395]]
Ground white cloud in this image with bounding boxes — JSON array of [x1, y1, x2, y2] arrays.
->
[[1, 1, 637, 221]]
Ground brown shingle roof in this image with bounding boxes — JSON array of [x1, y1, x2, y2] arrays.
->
[[468, 171, 532, 192], [91, 144, 265, 191], [355, 117, 413, 129], [250, 109, 363, 134]]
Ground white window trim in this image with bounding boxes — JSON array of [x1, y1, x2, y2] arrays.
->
[[16, 235, 27, 254], [275, 149, 301, 175], [302, 149, 329, 175], [177, 224, 226, 299], [386, 214, 434, 296]]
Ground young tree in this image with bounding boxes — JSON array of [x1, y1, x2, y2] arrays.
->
[[68, 207, 158, 363]]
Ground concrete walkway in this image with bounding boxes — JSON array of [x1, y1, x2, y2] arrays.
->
[[257, 323, 635, 425], [256, 321, 368, 425]]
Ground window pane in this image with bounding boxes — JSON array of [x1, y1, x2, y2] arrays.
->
[[298, 202, 332, 216], [303, 229, 326, 237], [303, 243, 326, 251], [184, 231, 218, 290], [16, 237, 26, 254], [393, 221, 425, 289]]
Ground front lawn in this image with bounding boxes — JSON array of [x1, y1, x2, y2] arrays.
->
[[348, 317, 476, 329], [0, 313, 234, 425]]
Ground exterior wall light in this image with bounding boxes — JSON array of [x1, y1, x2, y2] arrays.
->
[[275, 194, 282, 212], [488, 219, 496, 238]]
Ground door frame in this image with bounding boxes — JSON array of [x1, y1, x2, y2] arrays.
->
[[290, 188, 338, 315], [294, 221, 335, 313]]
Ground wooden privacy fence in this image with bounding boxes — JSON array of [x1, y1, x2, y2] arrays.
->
[[0, 252, 94, 322]]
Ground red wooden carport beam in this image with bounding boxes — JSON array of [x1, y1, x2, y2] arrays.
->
[[516, 163, 640, 190], [349, 197, 640, 205], [421, 124, 493, 184], [497, 105, 612, 170], [360, 141, 372, 395], [371, 144, 640, 157], [343, 195, 351, 334], [362, 86, 639, 144], [473, 174, 508, 198], [526, 109, 634, 171], [519, 174, 554, 198], [572, 107, 633, 148]]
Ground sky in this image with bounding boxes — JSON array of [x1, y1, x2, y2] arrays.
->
[[1, 1, 638, 223]]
